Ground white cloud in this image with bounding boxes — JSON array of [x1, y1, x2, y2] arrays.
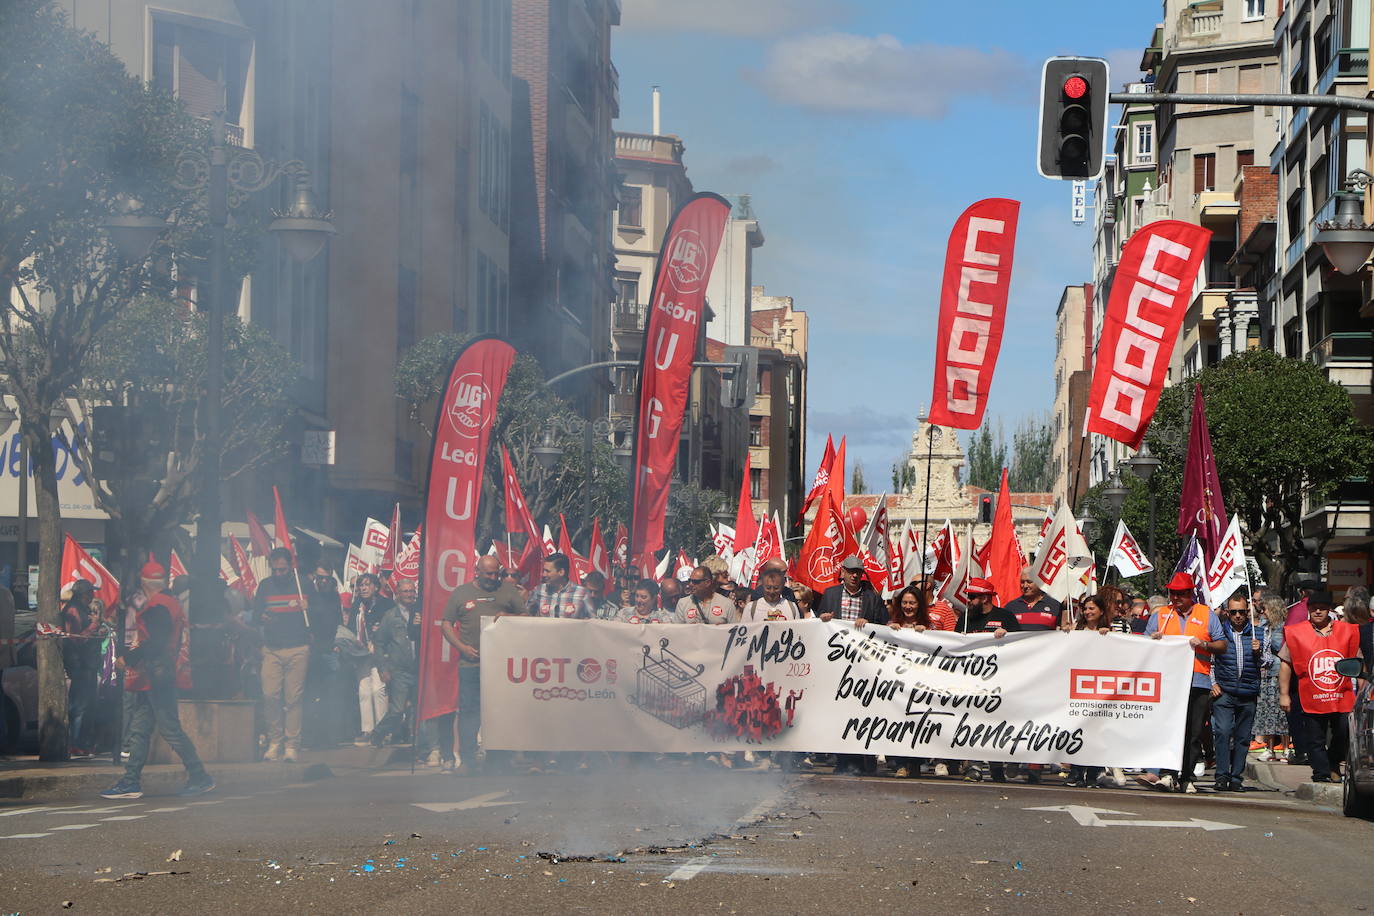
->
[[619, 0, 849, 37], [749, 33, 1031, 118]]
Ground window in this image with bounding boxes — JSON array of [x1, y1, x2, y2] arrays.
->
[[749, 417, 763, 447], [473, 251, 509, 334], [618, 186, 643, 228], [152, 19, 250, 138], [750, 468, 763, 500], [755, 367, 767, 396], [614, 272, 639, 311], [1134, 123, 1154, 164], [1239, 64, 1264, 94], [1237, 149, 1254, 170], [1193, 152, 1216, 193], [478, 103, 510, 229], [1243, 0, 1264, 20], [1192, 68, 1219, 94], [481, 0, 511, 79]]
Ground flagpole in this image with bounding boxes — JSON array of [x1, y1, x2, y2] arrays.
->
[[920, 422, 937, 581]]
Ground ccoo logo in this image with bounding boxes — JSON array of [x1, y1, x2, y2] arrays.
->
[[445, 373, 495, 439]]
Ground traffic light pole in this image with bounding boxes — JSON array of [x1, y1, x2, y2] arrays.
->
[[1107, 92, 1374, 115]]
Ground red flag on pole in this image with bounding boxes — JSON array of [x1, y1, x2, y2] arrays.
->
[[272, 486, 295, 564], [985, 469, 1025, 606], [589, 517, 612, 584], [1086, 220, 1211, 447], [246, 510, 273, 560], [229, 535, 257, 597], [1178, 383, 1228, 565], [748, 512, 784, 588], [168, 549, 188, 581], [394, 526, 421, 582], [793, 489, 858, 595], [629, 193, 732, 562], [501, 446, 542, 548], [418, 336, 516, 723], [613, 523, 629, 570], [558, 514, 583, 584], [827, 437, 847, 507], [383, 503, 401, 572], [799, 434, 835, 522], [929, 198, 1021, 430], [60, 534, 120, 609], [732, 452, 758, 552]]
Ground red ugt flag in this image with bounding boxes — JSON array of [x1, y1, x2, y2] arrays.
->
[[60, 535, 120, 610]]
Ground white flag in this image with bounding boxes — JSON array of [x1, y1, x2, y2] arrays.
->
[[1029, 505, 1093, 602], [712, 523, 736, 559], [1204, 515, 1248, 608], [941, 527, 984, 613], [899, 519, 922, 584], [1107, 520, 1155, 578], [542, 525, 558, 556]]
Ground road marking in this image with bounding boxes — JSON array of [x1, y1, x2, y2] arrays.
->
[[83, 805, 141, 814], [223, 795, 253, 800], [51, 824, 99, 831], [1, 833, 53, 839], [412, 791, 519, 814], [185, 800, 224, 806], [664, 856, 713, 882], [0, 807, 56, 817], [147, 807, 188, 813], [1026, 804, 1243, 831], [101, 815, 147, 822]]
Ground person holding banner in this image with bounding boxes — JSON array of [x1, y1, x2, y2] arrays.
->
[[615, 580, 668, 625], [675, 566, 737, 625], [742, 569, 801, 622], [1004, 568, 1063, 631], [1278, 590, 1361, 784], [816, 556, 888, 627], [528, 554, 596, 620], [1144, 572, 1226, 793], [958, 579, 1019, 637]]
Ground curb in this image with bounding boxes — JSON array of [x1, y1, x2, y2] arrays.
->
[[1246, 759, 1342, 808]]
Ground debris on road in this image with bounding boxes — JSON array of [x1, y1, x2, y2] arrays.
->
[[166, 849, 183, 863], [94, 870, 188, 884]]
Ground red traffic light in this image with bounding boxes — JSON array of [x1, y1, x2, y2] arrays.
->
[[1062, 75, 1088, 99]]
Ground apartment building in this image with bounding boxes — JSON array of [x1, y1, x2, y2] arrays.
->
[[1051, 284, 1092, 507], [746, 287, 808, 535]]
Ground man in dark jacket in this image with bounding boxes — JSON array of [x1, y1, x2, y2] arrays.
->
[[1211, 594, 1265, 792], [255, 547, 310, 762], [816, 556, 889, 626], [368, 598, 416, 748]]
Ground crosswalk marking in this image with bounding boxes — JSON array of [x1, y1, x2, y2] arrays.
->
[[0, 807, 54, 818], [100, 815, 146, 821], [148, 807, 187, 813], [1, 833, 52, 839], [51, 824, 98, 831], [186, 800, 223, 806]]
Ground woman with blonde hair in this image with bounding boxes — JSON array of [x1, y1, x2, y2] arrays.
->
[[1252, 594, 1289, 761]]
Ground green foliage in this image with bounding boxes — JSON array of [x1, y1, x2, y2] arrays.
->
[[964, 421, 1006, 490], [665, 483, 729, 560], [891, 460, 916, 494], [1008, 412, 1054, 493], [850, 461, 867, 495], [396, 334, 629, 549]]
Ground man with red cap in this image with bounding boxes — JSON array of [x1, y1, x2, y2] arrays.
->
[[959, 578, 1020, 637], [1140, 571, 1225, 793], [1278, 589, 1362, 783], [100, 560, 212, 799]]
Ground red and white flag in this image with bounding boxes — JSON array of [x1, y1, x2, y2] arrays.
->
[[799, 434, 835, 521], [168, 549, 188, 581], [929, 519, 960, 586], [941, 527, 984, 613], [272, 486, 295, 564], [345, 543, 373, 584], [793, 489, 858, 594], [383, 504, 401, 572], [899, 519, 922, 585], [1204, 515, 1248, 608], [748, 512, 784, 588], [589, 518, 612, 584], [1029, 505, 1093, 603], [60, 535, 120, 609], [362, 517, 390, 565], [629, 193, 732, 561], [613, 524, 629, 569], [1035, 506, 1055, 555], [712, 523, 736, 559], [860, 495, 892, 593], [1107, 519, 1154, 578], [246, 510, 273, 560], [394, 526, 421, 582], [1087, 220, 1211, 447], [230, 535, 258, 597], [929, 198, 1021, 430], [501, 446, 543, 550]]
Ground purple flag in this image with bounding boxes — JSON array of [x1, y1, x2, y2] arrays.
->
[[1173, 534, 1209, 607], [1178, 384, 1226, 565]]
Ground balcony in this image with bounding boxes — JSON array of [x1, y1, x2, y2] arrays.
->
[[1308, 332, 1373, 391], [1287, 104, 1309, 147], [1316, 48, 1371, 95], [1285, 229, 1307, 273], [612, 302, 646, 331]]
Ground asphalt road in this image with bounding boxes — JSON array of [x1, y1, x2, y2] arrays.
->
[[2, 760, 1370, 915]]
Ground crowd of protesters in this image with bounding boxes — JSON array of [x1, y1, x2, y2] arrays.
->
[[42, 539, 1367, 797]]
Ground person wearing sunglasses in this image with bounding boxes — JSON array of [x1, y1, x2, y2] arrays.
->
[[672, 565, 736, 624]]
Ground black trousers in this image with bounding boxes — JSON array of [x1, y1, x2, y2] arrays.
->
[[1295, 709, 1348, 780], [1179, 686, 1213, 782]]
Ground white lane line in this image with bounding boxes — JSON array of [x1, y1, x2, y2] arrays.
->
[[51, 824, 99, 831], [101, 815, 147, 821], [185, 800, 223, 806], [148, 807, 187, 813], [42, 806, 95, 815], [83, 805, 141, 814], [2, 833, 53, 839], [0, 807, 55, 817], [664, 856, 713, 883], [223, 795, 253, 800]]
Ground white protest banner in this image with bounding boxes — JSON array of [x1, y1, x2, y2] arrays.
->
[[480, 618, 1192, 769], [1108, 520, 1154, 578], [362, 517, 390, 561]]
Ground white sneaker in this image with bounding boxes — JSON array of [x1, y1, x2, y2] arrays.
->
[[283, 747, 298, 763], [1183, 781, 1198, 794], [264, 741, 283, 761], [1194, 762, 1206, 779], [426, 750, 441, 767], [934, 763, 949, 777]]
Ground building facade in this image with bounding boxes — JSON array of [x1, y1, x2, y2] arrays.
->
[[1051, 284, 1092, 506], [747, 287, 808, 535]]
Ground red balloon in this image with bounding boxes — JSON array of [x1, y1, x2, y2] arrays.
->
[[847, 506, 868, 532]]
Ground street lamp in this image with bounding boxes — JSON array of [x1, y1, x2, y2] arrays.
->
[[1101, 470, 1129, 514], [531, 422, 563, 471], [1314, 170, 1374, 275], [1124, 443, 1161, 591], [1079, 515, 1097, 541], [711, 499, 733, 528], [172, 113, 333, 604], [102, 196, 169, 263]]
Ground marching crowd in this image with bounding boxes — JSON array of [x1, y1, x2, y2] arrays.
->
[[45, 538, 1368, 800]]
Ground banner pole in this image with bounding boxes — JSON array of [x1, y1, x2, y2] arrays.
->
[[919, 423, 935, 581]]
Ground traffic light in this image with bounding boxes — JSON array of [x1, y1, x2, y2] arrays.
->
[[722, 345, 758, 412], [979, 494, 993, 523], [1037, 57, 1109, 181]]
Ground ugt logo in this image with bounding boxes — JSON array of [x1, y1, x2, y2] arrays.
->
[[445, 373, 494, 439]]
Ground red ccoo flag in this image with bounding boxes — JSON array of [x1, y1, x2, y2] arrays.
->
[[799, 434, 835, 522], [272, 486, 295, 565], [985, 468, 1025, 606]]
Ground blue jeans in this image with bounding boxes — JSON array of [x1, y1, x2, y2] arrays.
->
[[123, 677, 206, 782], [1211, 691, 1256, 783], [458, 666, 481, 766], [67, 670, 98, 749]]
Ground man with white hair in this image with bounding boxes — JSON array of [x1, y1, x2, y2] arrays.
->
[[1003, 566, 1063, 631]]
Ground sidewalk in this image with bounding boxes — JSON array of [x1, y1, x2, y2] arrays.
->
[[0, 744, 415, 800], [1246, 752, 1343, 808]]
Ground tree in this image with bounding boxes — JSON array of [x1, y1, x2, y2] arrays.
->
[[963, 421, 1005, 490], [396, 334, 628, 550], [850, 461, 867, 495], [0, 1, 206, 759], [1008, 412, 1054, 492], [665, 483, 729, 561], [890, 460, 916, 494], [71, 297, 297, 586]]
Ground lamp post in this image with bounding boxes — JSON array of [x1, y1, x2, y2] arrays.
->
[[1124, 442, 1161, 591], [172, 114, 333, 605], [530, 416, 632, 533]]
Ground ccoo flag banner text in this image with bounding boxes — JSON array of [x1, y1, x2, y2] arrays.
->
[[481, 618, 1192, 769], [418, 335, 516, 721], [928, 198, 1020, 430]]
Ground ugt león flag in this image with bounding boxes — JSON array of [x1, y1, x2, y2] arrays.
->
[[1086, 221, 1211, 447], [629, 193, 731, 563], [418, 335, 515, 722], [929, 198, 1020, 430]]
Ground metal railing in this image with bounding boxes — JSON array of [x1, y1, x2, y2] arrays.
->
[[1307, 331, 1373, 368], [1284, 229, 1307, 272]]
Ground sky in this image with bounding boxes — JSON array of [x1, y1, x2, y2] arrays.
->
[[613, 0, 1161, 491]]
